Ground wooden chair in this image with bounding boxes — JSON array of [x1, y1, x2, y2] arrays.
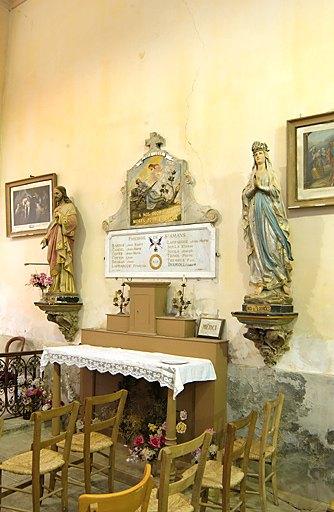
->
[[193, 410, 257, 512], [4, 336, 26, 354], [0, 401, 79, 512], [235, 392, 285, 512], [147, 430, 212, 512], [78, 463, 153, 512], [58, 389, 128, 493], [0, 336, 26, 384]]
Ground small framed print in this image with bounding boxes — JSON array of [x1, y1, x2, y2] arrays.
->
[[197, 317, 225, 339], [287, 111, 334, 208], [5, 173, 57, 237]]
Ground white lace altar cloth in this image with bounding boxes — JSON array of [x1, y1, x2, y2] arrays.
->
[[41, 344, 216, 399]]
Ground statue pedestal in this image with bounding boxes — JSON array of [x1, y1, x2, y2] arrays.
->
[[232, 308, 298, 366], [35, 301, 83, 343]]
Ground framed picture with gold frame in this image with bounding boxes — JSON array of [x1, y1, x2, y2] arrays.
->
[[287, 111, 334, 208], [5, 173, 57, 237]]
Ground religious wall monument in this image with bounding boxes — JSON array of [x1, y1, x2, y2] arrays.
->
[[103, 132, 219, 280]]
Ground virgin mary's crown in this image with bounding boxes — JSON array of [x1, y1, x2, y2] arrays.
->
[[252, 141, 269, 154]]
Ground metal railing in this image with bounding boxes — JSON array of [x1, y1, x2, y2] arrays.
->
[[0, 350, 43, 418]]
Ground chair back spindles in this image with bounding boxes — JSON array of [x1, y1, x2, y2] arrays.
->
[[221, 423, 236, 512], [259, 392, 284, 457], [222, 410, 257, 512], [32, 401, 80, 463], [0, 401, 80, 512], [83, 390, 128, 455], [158, 431, 212, 512], [242, 392, 285, 512], [61, 389, 128, 494]]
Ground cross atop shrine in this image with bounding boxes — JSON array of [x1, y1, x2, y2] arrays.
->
[[145, 132, 166, 151]]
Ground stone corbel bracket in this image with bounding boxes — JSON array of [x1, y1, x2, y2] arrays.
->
[[231, 311, 298, 366], [35, 302, 83, 343]]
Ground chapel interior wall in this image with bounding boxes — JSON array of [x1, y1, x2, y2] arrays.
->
[[0, 2, 9, 137], [0, 0, 333, 501], [0, 0, 333, 372]]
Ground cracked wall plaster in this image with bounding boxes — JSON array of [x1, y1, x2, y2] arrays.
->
[[228, 364, 334, 502]]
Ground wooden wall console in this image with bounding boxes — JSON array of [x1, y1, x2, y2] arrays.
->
[[81, 282, 228, 438]]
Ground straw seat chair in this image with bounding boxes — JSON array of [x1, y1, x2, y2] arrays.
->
[[147, 430, 212, 512], [0, 401, 79, 512], [234, 392, 285, 512], [184, 410, 257, 512], [78, 463, 153, 512], [57, 389, 127, 493]]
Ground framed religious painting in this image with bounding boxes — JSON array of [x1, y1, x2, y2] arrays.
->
[[287, 111, 334, 208], [5, 173, 57, 237], [197, 317, 225, 339]]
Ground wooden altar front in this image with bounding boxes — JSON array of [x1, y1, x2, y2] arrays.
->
[[81, 282, 228, 439]]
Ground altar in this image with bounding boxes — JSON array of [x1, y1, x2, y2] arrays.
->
[[81, 329, 227, 439], [41, 344, 217, 449]]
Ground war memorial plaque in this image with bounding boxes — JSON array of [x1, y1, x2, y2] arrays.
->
[[105, 223, 216, 279]]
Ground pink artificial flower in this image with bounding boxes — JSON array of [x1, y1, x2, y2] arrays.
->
[[180, 410, 188, 421], [26, 386, 43, 397], [133, 434, 144, 447], [28, 272, 52, 289], [26, 387, 37, 397], [149, 434, 163, 449]]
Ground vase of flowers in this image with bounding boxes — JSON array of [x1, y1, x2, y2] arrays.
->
[[127, 410, 188, 473], [19, 377, 49, 420], [192, 427, 218, 462], [27, 272, 53, 301]]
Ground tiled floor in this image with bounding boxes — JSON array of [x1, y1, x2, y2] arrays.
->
[[0, 420, 327, 512]]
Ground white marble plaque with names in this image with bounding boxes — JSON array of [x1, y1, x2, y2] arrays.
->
[[105, 223, 216, 278]]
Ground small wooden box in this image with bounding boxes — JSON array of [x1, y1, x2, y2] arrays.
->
[[156, 316, 196, 338], [106, 314, 130, 332], [128, 282, 170, 334]]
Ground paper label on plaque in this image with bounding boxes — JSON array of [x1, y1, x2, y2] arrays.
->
[[105, 223, 216, 278]]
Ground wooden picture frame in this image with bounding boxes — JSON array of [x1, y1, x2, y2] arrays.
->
[[5, 173, 57, 237], [287, 111, 334, 209], [196, 317, 224, 339]]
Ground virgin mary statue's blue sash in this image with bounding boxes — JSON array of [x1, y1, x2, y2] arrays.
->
[[254, 191, 293, 273]]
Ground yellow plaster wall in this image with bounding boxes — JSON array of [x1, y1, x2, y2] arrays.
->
[[0, 2, 9, 122], [0, 0, 333, 370]]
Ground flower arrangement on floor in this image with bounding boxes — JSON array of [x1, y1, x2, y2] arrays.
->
[[128, 409, 188, 462], [119, 377, 167, 446], [17, 376, 51, 419], [27, 272, 53, 299], [192, 427, 219, 462]]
